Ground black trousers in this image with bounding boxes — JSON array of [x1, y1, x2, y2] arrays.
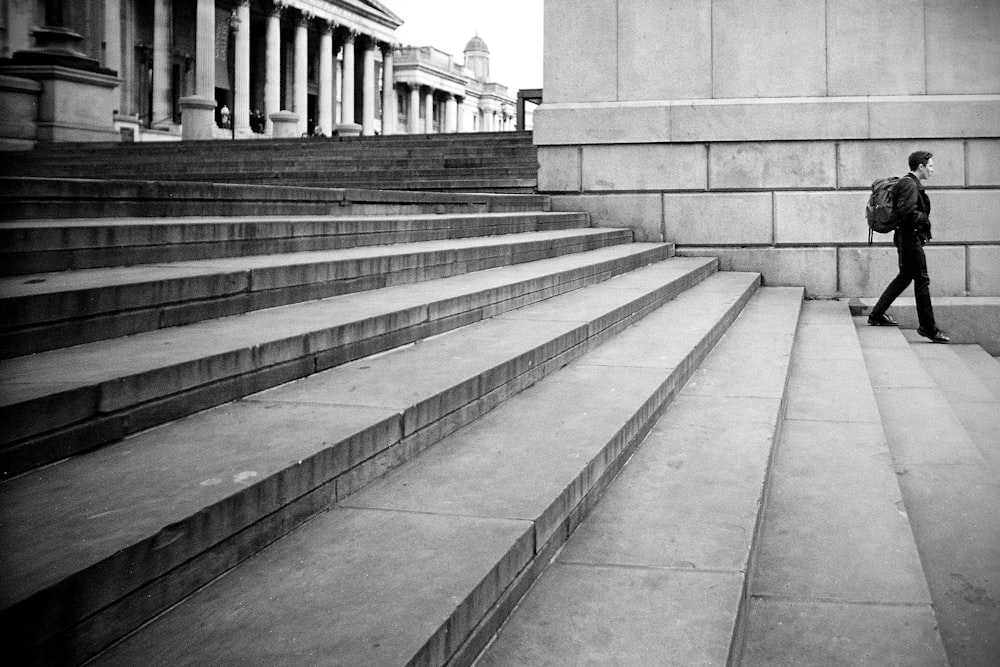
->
[[871, 229, 936, 331]]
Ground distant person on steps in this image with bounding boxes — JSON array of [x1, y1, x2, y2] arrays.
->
[[867, 150, 949, 343]]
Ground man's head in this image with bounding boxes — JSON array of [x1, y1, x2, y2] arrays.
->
[[909, 150, 934, 180]]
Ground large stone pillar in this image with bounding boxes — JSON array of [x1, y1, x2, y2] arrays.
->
[[264, 2, 283, 135], [318, 21, 334, 136], [361, 37, 376, 135], [233, 0, 251, 136], [379, 43, 395, 135], [456, 97, 464, 132], [104, 0, 121, 73], [180, 0, 217, 139], [340, 31, 356, 126], [152, 0, 172, 128], [445, 94, 458, 133], [294, 12, 309, 136], [408, 84, 420, 134], [194, 0, 214, 97], [424, 88, 434, 133]]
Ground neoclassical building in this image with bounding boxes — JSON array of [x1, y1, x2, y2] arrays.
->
[[393, 35, 516, 135], [0, 0, 518, 145]]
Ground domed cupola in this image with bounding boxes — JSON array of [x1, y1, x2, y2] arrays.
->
[[464, 33, 490, 81]]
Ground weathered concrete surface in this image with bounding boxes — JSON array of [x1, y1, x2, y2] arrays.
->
[[743, 598, 948, 667], [84, 271, 760, 666], [0, 227, 632, 355], [96, 507, 535, 667], [951, 344, 1000, 399], [475, 287, 802, 666], [859, 320, 1000, 667], [0, 243, 676, 473], [743, 301, 947, 665], [0, 257, 718, 663]]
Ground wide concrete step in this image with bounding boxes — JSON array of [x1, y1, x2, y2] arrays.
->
[[1, 226, 619, 356], [0, 244, 681, 477], [17, 156, 538, 171], [0, 132, 540, 194], [951, 343, 1000, 399], [0, 211, 589, 274], [0, 177, 551, 221], [10, 131, 534, 158], [15, 166, 537, 185], [0, 260, 738, 666], [858, 321, 1000, 667], [901, 334, 1000, 473], [739, 302, 948, 664], [0, 134, 535, 163], [71, 271, 762, 667], [475, 287, 803, 666]]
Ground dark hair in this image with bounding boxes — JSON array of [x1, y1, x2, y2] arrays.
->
[[908, 150, 933, 171]]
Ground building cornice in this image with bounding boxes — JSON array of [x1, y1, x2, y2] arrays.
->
[[280, 0, 401, 43]]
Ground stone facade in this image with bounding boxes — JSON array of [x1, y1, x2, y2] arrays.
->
[[535, 0, 1000, 298]]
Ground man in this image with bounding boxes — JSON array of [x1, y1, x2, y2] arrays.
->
[[867, 150, 949, 343]]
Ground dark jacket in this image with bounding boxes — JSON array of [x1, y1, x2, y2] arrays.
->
[[893, 172, 931, 242]]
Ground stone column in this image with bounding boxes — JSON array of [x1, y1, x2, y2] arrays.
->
[[194, 0, 214, 97], [233, 0, 251, 136], [264, 2, 284, 135], [152, 0, 172, 128], [361, 37, 376, 135], [379, 43, 395, 135], [424, 88, 434, 133], [104, 0, 121, 72], [179, 0, 217, 139], [317, 21, 334, 136], [456, 96, 464, 132], [408, 84, 420, 134], [445, 94, 458, 133], [294, 12, 309, 136], [340, 30, 356, 126]]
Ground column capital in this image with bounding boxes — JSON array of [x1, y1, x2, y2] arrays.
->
[[379, 41, 396, 56], [268, 1, 285, 18], [320, 19, 336, 35], [362, 35, 378, 51], [295, 11, 313, 28], [341, 28, 357, 44]]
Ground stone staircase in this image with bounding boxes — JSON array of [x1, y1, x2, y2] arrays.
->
[[1, 151, 998, 666], [0, 131, 538, 194]]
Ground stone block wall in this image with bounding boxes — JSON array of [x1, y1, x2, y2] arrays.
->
[[536, 0, 1000, 297]]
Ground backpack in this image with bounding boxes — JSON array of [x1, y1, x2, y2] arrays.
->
[[866, 176, 900, 244]]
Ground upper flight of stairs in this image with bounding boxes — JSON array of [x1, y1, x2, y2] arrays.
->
[[0, 131, 539, 194], [1, 135, 997, 666]]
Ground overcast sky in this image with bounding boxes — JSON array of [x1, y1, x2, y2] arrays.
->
[[385, 0, 544, 91]]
